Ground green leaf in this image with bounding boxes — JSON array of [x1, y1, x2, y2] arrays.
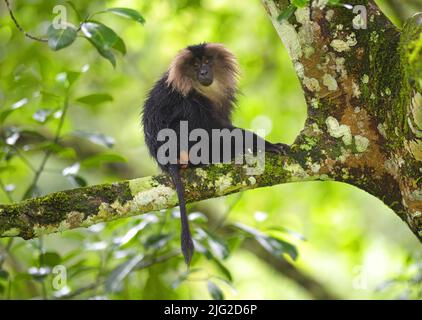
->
[[81, 21, 126, 67], [171, 268, 201, 289], [40, 142, 77, 160], [212, 258, 232, 282], [328, 0, 342, 5], [0, 269, 9, 280], [0, 98, 29, 124], [104, 8, 145, 24], [233, 223, 298, 260], [113, 37, 127, 55], [292, 0, 309, 7], [114, 224, 146, 247], [188, 212, 208, 223], [207, 280, 224, 300], [80, 153, 127, 168], [206, 234, 229, 260], [40, 252, 61, 267], [256, 236, 298, 261], [76, 93, 113, 106], [72, 130, 115, 148], [105, 255, 143, 293], [277, 4, 296, 22], [47, 23, 77, 51], [56, 71, 81, 88], [67, 174, 87, 187], [143, 233, 173, 250], [267, 226, 306, 241]]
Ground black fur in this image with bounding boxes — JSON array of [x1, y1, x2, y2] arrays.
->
[[142, 53, 288, 266], [187, 43, 207, 59]]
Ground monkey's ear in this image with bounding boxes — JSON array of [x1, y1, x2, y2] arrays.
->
[[167, 49, 194, 96]]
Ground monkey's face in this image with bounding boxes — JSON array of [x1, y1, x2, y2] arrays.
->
[[193, 56, 214, 87], [167, 43, 238, 97]]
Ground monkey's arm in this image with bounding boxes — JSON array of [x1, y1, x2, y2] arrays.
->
[[229, 126, 290, 155]]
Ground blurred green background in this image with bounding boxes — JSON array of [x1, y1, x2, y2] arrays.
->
[[0, 0, 421, 299]]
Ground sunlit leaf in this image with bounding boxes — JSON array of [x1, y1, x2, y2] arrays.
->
[[257, 236, 298, 260], [233, 222, 298, 260], [143, 233, 173, 250], [40, 252, 61, 267], [206, 234, 229, 260], [103, 8, 145, 24], [5, 131, 19, 145], [114, 224, 146, 247], [47, 23, 77, 51], [28, 267, 50, 281], [105, 255, 143, 293], [193, 239, 213, 260], [212, 258, 232, 282], [62, 162, 80, 176], [85, 241, 108, 251], [80, 153, 127, 168], [171, 268, 201, 289], [67, 174, 87, 187], [76, 93, 113, 106], [40, 142, 77, 160], [4, 184, 15, 192], [11, 98, 29, 110], [72, 131, 115, 148], [267, 226, 306, 241], [81, 21, 126, 67], [292, 0, 309, 7], [188, 212, 208, 223], [56, 71, 80, 88], [113, 37, 126, 55], [0, 109, 15, 124], [33, 108, 53, 123]]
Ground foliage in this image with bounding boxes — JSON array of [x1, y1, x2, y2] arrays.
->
[[0, 0, 420, 300]]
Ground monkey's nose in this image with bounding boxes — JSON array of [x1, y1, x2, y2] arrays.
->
[[199, 69, 208, 76]]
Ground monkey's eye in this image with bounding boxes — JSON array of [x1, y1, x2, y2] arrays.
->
[[194, 60, 200, 67], [204, 58, 209, 64]]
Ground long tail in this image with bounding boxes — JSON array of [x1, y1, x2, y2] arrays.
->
[[168, 165, 194, 265]]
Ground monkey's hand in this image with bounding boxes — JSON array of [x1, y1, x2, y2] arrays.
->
[[265, 142, 290, 155]]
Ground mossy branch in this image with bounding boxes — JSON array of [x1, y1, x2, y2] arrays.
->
[[0, 152, 324, 239]]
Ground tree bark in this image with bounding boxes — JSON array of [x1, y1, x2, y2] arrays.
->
[[0, 0, 421, 242]]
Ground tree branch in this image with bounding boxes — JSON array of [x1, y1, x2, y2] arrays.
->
[[3, 0, 48, 42], [0, 152, 324, 239]]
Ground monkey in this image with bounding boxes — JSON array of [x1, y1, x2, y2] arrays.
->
[[142, 43, 289, 265]]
